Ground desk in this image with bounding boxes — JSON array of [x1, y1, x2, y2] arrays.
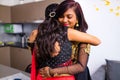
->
[[0, 64, 30, 78]]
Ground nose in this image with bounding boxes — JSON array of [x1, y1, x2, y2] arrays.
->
[[63, 17, 67, 23]]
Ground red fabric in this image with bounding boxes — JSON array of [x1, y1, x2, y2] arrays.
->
[[31, 49, 42, 80], [31, 49, 36, 80], [31, 49, 75, 80], [37, 74, 75, 80], [58, 59, 73, 67]]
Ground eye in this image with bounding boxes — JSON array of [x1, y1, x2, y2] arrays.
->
[[67, 14, 73, 19]]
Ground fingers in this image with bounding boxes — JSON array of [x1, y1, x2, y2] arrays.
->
[[39, 68, 47, 78], [39, 68, 44, 75], [39, 67, 51, 78]]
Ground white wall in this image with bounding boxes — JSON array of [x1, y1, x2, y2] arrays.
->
[[75, 0, 120, 75]]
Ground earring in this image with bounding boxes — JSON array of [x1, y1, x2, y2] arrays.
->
[[76, 22, 79, 27]]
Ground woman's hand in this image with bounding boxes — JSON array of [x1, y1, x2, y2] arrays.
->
[[39, 66, 51, 78]]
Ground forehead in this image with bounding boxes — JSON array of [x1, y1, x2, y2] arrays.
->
[[63, 8, 76, 15]]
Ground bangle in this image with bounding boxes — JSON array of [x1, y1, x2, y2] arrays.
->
[[67, 66, 70, 74], [47, 68, 51, 77], [49, 68, 55, 77]]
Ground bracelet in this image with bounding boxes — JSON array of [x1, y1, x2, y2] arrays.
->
[[67, 66, 70, 74], [47, 68, 52, 77]]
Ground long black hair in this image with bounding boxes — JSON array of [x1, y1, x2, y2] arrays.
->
[[35, 3, 63, 65], [35, 17, 66, 66]]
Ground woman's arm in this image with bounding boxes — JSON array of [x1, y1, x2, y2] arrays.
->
[[68, 28, 101, 46], [28, 29, 38, 43], [39, 43, 91, 77], [39, 28, 101, 77], [27, 29, 38, 52], [49, 43, 90, 75]]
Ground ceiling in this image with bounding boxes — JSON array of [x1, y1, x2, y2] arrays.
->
[[0, 0, 45, 6]]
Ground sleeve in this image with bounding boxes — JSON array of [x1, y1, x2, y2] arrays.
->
[[50, 43, 91, 75]]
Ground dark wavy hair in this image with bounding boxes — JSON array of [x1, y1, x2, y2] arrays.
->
[[35, 3, 62, 65], [55, 0, 88, 32], [45, 3, 59, 20], [35, 18, 67, 67]]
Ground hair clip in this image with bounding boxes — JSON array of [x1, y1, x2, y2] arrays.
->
[[49, 12, 56, 18]]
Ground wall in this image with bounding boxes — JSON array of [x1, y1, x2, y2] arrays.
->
[[75, 0, 120, 75]]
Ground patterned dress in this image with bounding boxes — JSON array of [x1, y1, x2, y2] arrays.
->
[[37, 27, 73, 69]]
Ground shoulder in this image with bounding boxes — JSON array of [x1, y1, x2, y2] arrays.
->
[[67, 28, 83, 41], [28, 29, 38, 43], [30, 29, 38, 38], [67, 28, 78, 39], [31, 29, 38, 35]]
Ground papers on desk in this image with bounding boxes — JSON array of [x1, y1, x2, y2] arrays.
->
[[0, 72, 30, 80]]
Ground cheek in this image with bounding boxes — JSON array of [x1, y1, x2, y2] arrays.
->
[[69, 20, 76, 28], [58, 18, 62, 23]]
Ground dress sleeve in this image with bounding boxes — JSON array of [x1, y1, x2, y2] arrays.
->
[[50, 43, 90, 75]]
